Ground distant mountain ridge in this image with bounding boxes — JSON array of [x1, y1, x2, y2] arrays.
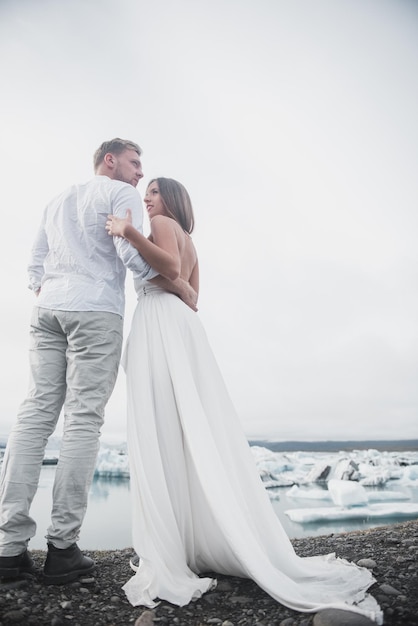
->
[[1, 438, 417, 453], [249, 440, 418, 452]]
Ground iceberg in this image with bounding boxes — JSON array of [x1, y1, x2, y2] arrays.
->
[[259, 470, 291, 489], [285, 478, 418, 524], [332, 458, 360, 481], [87, 444, 418, 527], [286, 484, 409, 503], [286, 485, 332, 501], [250, 447, 418, 489], [94, 447, 130, 479], [9, 439, 414, 532], [285, 502, 418, 524], [301, 462, 331, 483], [327, 479, 369, 507]]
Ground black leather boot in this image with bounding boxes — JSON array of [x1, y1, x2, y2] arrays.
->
[[43, 542, 95, 584], [0, 549, 36, 577]]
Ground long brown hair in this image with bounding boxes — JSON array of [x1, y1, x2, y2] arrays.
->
[[148, 178, 195, 234]]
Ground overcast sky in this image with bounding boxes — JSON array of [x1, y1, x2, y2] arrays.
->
[[0, 0, 417, 443]]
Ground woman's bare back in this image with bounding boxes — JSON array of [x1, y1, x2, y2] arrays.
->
[[150, 217, 199, 293]]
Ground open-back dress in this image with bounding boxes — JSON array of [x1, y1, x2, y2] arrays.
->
[[121, 280, 382, 624]]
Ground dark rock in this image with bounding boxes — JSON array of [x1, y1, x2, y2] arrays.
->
[[0, 521, 417, 626], [313, 608, 376, 625], [1, 610, 25, 623], [378, 583, 401, 596], [356, 558, 376, 569], [135, 611, 155, 626]]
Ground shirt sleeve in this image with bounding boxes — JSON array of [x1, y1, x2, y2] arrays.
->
[[27, 210, 49, 291], [111, 185, 158, 280]]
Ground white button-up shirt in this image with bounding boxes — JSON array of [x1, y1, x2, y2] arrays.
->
[[28, 175, 157, 317]]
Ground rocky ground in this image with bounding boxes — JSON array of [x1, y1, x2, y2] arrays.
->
[[0, 520, 417, 626]]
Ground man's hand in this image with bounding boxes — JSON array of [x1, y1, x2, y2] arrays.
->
[[151, 276, 198, 311], [177, 280, 198, 311]]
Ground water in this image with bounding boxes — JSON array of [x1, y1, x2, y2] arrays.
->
[[30, 467, 132, 550], [27, 464, 418, 551], [270, 482, 418, 539]]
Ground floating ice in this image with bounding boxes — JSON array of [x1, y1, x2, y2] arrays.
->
[[301, 462, 331, 483], [399, 465, 418, 484], [285, 502, 418, 523], [89, 444, 418, 517], [286, 485, 332, 501], [249, 447, 418, 489], [255, 448, 418, 527], [286, 484, 409, 503], [4, 439, 415, 528], [328, 479, 369, 507], [94, 447, 130, 478]]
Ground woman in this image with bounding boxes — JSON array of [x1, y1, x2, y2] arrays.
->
[[105, 178, 382, 623]]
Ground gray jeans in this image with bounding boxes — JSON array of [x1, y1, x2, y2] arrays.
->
[[0, 307, 123, 555]]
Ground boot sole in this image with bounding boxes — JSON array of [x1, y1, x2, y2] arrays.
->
[[43, 563, 96, 585], [0, 567, 20, 577], [0, 565, 36, 578]]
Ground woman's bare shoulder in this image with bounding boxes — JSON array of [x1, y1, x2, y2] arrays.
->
[[151, 215, 188, 241], [150, 214, 176, 228]]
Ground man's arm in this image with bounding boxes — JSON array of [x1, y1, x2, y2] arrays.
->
[[151, 275, 198, 311], [111, 185, 158, 281], [110, 186, 198, 309], [27, 211, 48, 293]]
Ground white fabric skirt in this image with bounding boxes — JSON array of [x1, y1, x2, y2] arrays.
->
[[121, 284, 382, 623]]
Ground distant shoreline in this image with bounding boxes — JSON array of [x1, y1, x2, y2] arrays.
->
[[249, 439, 418, 452], [1, 438, 418, 453]]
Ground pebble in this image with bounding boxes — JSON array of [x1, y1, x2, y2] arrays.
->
[[110, 595, 121, 603], [356, 558, 376, 569], [1, 610, 25, 623], [0, 521, 417, 626], [135, 611, 155, 626], [313, 608, 376, 625], [79, 576, 95, 584], [60, 600, 72, 609], [378, 583, 401, 596], [229, 595, 253, 604]]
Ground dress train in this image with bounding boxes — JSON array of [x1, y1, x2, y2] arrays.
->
[[121, 283, 382, 624]]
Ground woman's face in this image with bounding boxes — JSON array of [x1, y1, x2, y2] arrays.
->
[[144, 181, 168, 219]]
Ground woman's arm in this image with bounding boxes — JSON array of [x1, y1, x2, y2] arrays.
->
[[106, 210, 180, 281]]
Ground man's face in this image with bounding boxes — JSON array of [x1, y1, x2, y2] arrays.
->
[[112, 149, 144, 187]]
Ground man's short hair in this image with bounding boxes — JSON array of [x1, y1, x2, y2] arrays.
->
[[93, 138, 142, 171]]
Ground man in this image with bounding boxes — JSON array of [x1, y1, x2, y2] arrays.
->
[[0, 138, 196, 584]]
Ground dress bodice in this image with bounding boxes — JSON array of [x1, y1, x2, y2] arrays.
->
[[133, 279, 165, 298]]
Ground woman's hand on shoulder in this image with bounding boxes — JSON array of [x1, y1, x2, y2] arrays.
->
[[106, 208, 133, 238]]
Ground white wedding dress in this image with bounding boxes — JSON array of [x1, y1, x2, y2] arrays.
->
[[121, 281, 382, 623]]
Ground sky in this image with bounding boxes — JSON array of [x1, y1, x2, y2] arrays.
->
[[0, 0, 417, 443]]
